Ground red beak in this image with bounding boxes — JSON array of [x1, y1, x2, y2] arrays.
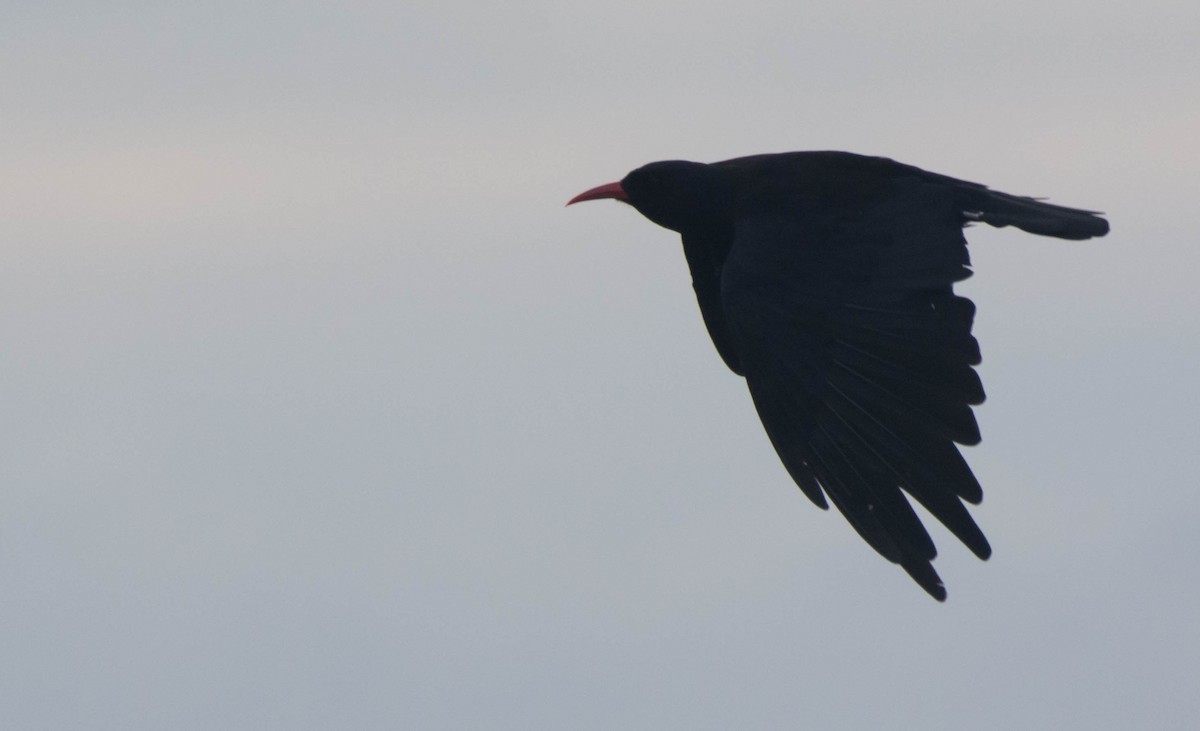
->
[[567, 181, 628, 206]]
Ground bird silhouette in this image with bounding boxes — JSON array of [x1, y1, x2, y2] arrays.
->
[[569, 151, 1108, 600]]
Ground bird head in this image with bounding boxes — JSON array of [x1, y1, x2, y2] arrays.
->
[[568, 160, 729, 234]]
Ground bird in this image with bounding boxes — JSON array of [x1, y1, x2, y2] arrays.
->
[[567, 150, 1108, 600]]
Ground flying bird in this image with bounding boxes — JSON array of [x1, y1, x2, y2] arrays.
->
[[568, 151, 1108, 600]]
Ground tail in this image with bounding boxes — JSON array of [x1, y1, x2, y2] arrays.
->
[[963, 189, 1109, 240]]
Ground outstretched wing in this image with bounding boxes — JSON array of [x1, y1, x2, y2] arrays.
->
[[720, 178, 991, 600]]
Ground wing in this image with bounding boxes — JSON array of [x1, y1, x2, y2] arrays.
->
[[681, 229, 742, 374], [720, 179, 991, 600]]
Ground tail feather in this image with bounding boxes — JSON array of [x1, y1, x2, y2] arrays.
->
[[965, 190, 1109, 240]]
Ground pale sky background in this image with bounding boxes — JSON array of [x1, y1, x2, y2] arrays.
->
[[3, 2, 1198, 729]]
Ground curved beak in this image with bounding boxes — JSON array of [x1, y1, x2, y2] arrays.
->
[[566, 181, 628, 206]]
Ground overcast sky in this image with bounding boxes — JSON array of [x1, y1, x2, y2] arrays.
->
[[2, 2, 1197, 729]]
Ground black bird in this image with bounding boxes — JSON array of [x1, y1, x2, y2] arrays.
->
[[568, 151, 1108, 600]]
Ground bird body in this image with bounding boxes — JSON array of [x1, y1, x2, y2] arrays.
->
[[568, 151, 1108, 600]]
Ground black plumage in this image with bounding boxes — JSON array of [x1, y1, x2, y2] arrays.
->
[[568, 151, 1108, 600]]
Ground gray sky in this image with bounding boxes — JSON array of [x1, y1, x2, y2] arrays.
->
[[3, 1, 1198, 728]]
